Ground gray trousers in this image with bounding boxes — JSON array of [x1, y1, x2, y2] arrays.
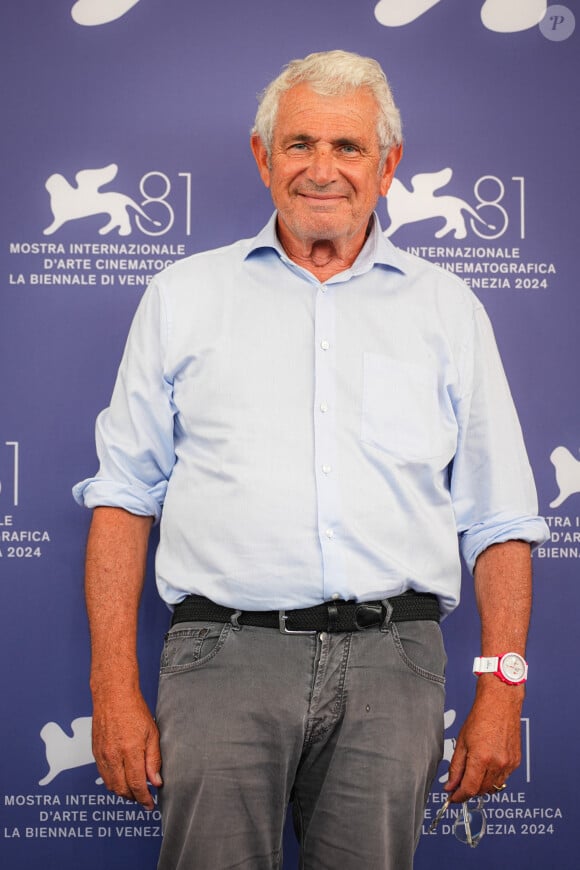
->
[[156, 616, 445, 870]]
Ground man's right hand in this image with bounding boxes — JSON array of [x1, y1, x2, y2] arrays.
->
[[91, 688, 162, 810]]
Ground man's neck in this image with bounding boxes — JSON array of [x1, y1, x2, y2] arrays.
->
[[276, 219, 372, 283], [283, 240, 357, 282]]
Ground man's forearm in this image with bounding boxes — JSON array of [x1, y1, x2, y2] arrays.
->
[[84, 506, 161, 809], [474, 539, 532, 662], [85, 506, 154, 695], [471, 539, 532, 734]]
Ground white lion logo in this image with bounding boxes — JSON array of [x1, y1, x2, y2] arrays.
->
[[43, 164, 160, 236], [374, 0, 547, 32], [439, 709, 457, 783], [39, 716, 103, 786], [549, 446, 580, 509], [384, 168, 495, 240], [71, 0, 141, 26]]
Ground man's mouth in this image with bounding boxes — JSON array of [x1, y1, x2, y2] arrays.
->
[[298, 191, 347, 204]]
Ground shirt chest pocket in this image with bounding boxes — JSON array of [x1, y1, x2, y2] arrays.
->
[[361, 353, 454, 461]]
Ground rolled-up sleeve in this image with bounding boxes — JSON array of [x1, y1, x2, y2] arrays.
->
[[73, 280, 175, 522], [451, 302, 549, 572]]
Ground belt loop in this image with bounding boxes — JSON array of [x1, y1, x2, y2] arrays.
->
[[230, 609, 242, 631], [380, 599, 393, 632], [326, 602, 339, 632]]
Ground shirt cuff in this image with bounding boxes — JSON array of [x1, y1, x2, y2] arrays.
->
[[460, 515, 550, 573], [72, 478, 163, 522]]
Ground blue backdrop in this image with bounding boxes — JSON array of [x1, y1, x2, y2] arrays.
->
[[1, 2, 578, 867]]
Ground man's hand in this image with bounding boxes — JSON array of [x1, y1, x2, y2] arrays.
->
[[92, 688, 162, 810], [445, 677, 524, 802]]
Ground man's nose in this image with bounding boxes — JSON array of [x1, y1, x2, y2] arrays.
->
[[306, 147, 337, 185]]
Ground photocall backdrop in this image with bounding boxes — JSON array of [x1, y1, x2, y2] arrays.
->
[[1, 2, 578, 868]]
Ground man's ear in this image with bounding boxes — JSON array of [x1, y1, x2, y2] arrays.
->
[[379, 143, 403, 197], [250, 134, 271, 188]]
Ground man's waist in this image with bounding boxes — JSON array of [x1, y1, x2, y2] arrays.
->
[[171, 591, 440, 633]]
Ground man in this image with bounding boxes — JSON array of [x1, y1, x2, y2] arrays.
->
[[74, 50, 548, 869]]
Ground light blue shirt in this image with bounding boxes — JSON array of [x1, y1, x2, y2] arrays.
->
[[74, 213, 548, 615]]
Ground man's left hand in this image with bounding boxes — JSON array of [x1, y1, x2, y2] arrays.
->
[[445, 675, 524, 802]]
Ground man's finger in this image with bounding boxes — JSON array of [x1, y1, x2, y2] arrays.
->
[[145, 733, 163, 789], [123, 751, 156, 808]]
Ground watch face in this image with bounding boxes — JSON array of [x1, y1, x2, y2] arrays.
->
[[500, 653, 527, 682]]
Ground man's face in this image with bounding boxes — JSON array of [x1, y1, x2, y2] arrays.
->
[[251, 83, 402, 252]]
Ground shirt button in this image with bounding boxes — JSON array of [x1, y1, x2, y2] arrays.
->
[[320, 340, 330, 350], [320, 402, 328, 413], [322, 464, 332, 474], [325, 528, 334, 539]]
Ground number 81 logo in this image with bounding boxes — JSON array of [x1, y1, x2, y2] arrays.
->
[[471, 176, 526, 240], [134, 171, 193, 236]]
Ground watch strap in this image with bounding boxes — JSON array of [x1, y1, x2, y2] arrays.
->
[[473, 656, 500, 674]]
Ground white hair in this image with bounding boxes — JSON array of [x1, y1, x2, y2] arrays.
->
[[252, 50, 403, 164]]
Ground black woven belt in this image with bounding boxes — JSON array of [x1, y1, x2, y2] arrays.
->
[[171, 591, 440, 633]]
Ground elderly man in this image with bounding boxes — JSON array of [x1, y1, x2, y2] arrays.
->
[[75, 50, 548, 869]]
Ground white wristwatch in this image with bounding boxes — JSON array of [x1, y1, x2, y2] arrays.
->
[[473, 653, 528, 685]]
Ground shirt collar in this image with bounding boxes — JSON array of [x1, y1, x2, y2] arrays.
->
[[245, 211, 407, 276]]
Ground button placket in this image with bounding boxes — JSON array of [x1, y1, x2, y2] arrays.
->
[[313, 282, 346, 597]]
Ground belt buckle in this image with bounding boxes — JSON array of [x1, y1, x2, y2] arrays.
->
[[278, 611, 317, 635]]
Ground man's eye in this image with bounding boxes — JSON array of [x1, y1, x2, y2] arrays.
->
[[289, 143, 309, 151], [340, 145, 358, 154]]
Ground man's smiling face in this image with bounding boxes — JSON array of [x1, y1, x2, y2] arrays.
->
[[252, 82, 401, 255]]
